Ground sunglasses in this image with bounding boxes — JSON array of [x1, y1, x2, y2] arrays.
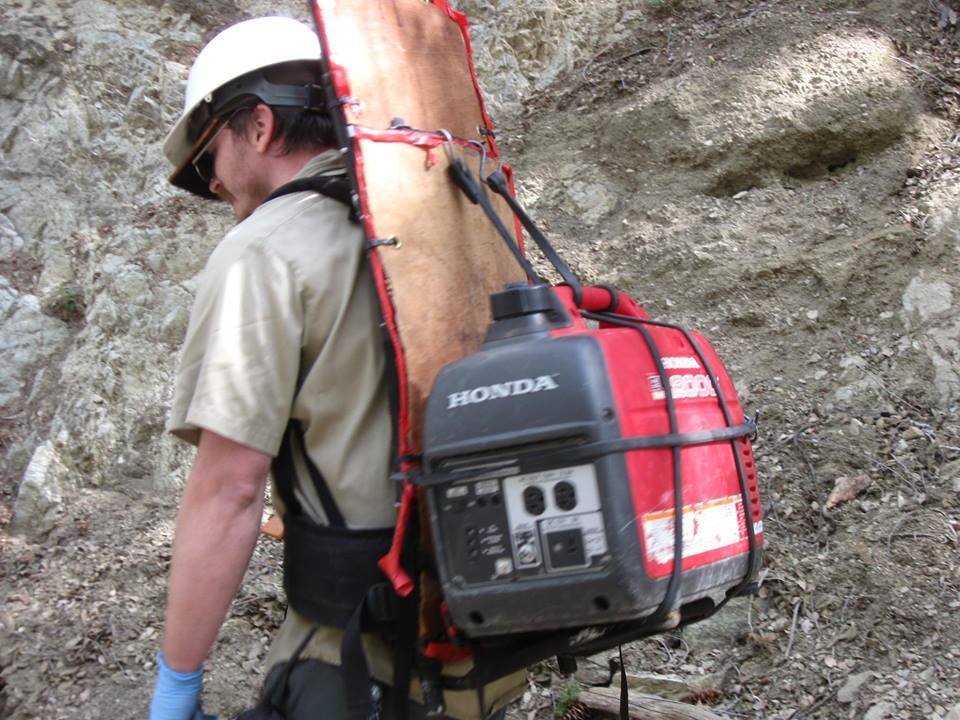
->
[[190, 118, 229, 184], [190, 106, 252, 184]]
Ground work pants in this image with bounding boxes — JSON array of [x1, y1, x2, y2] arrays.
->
[[237, 659, 505, 720]]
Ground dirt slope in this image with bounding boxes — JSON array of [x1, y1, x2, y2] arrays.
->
[[506, 2, 960, 719], [1, 1, 958, 719]]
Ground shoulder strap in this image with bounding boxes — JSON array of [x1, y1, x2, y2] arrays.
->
[[264, 174, 359, 527], [264, 175, 358, 222], [272, 420, 346, 528]]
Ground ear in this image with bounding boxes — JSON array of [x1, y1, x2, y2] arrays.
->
[[248, 103, 277, 154]]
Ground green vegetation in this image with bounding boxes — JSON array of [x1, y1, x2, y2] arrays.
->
[[554, 680, 581, 718], [47, 286, 85, 323]]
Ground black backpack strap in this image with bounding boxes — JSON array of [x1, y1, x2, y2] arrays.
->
[[264, 174, 360, 526], [338, 493, 421, 720], [341, 600, 376, 720], [271, 424, 305, 518], [390, 502, 422, 720], [265, 169, 425, 720], [264, 175, 358, 222], [272, 420, 346, 528]]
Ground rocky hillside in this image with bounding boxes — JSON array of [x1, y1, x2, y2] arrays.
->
[[1, 1, 958, 718]]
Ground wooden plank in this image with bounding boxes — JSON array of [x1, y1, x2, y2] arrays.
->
[[317, 0, 521, 452], [358, 138, 524, 449], [576, 687, 727, 720], [319, 0, 487, 140]]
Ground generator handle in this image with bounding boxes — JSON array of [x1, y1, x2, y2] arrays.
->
[[555, 285, 650, 319]]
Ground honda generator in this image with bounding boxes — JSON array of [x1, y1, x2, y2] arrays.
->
[[305, 2, 762, 713], [421, 280, 763, 642]]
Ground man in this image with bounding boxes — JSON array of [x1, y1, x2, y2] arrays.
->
[[149, 16, 397, 720], [151, 14, 525, 719]]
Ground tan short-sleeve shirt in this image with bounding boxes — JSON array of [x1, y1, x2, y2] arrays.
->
[[169, 151, 394, 528]]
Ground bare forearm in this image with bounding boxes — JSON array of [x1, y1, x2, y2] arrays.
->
[[160, 432, 271, 672], [162, 484, 263, 670]]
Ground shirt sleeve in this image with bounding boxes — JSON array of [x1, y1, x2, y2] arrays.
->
[[168, 239, 304, 456]]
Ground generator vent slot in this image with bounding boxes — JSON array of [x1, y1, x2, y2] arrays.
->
[[434, 434, 591, 474]]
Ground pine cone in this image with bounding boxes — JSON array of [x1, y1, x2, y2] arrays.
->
[[560, 701, 593, 720]]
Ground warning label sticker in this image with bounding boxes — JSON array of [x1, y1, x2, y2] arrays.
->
[[642, 495, 746, 567]]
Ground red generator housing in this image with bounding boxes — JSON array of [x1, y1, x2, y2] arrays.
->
[[422, 283, 763, 639]]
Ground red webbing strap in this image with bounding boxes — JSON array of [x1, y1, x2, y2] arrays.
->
[[355, 127, 448, 149], [377, 481, 417, 597], [421, 641, 471, 664], [353, 127, 524, 251]]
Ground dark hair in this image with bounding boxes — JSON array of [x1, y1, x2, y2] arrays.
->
[[224, 61, 338, 152]]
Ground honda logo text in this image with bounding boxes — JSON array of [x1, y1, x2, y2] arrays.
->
[[447, 375, 559, 409]]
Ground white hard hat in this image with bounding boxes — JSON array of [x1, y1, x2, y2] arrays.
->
[[163, 16, 322, 197]]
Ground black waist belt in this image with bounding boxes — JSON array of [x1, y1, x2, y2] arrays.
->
[[283, 513, 394, 628]]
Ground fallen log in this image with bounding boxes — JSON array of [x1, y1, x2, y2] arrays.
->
[[575, 686, 726, 720]]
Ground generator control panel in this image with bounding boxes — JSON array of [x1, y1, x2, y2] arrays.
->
[[436, 464, 610, 586]]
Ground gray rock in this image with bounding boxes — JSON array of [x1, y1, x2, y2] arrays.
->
[[926, 322, 960, 404], [0, 0, 235, 494], [0, 278, 72, 410], [158, 303, 191, 345], [941, 459, 960, 492], [863, 702, 894, 720], [901, 273, 954, 328], [599, 33, 920, 197], [838, 671, 874, 703], [36, 242, 76, 301], [566, 179, 617, 225], [679, 597, 754, 656], [0, 213, 27, 257], [833, 375, 885, 404], [897, 272, 960, 404], [12, 441, 69, 536], [451, 1, 622, 115]]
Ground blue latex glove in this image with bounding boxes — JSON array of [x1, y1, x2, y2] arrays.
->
[[149, 653, 217, 720]]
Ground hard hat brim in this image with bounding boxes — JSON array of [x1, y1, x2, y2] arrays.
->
[[164, 77, 325, 201], [166, 118, 221, 201]]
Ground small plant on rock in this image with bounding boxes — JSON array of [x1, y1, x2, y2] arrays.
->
[[46, 286, 86, 324]]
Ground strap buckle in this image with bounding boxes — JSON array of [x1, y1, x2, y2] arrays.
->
[[365, 582, 398, 624]]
